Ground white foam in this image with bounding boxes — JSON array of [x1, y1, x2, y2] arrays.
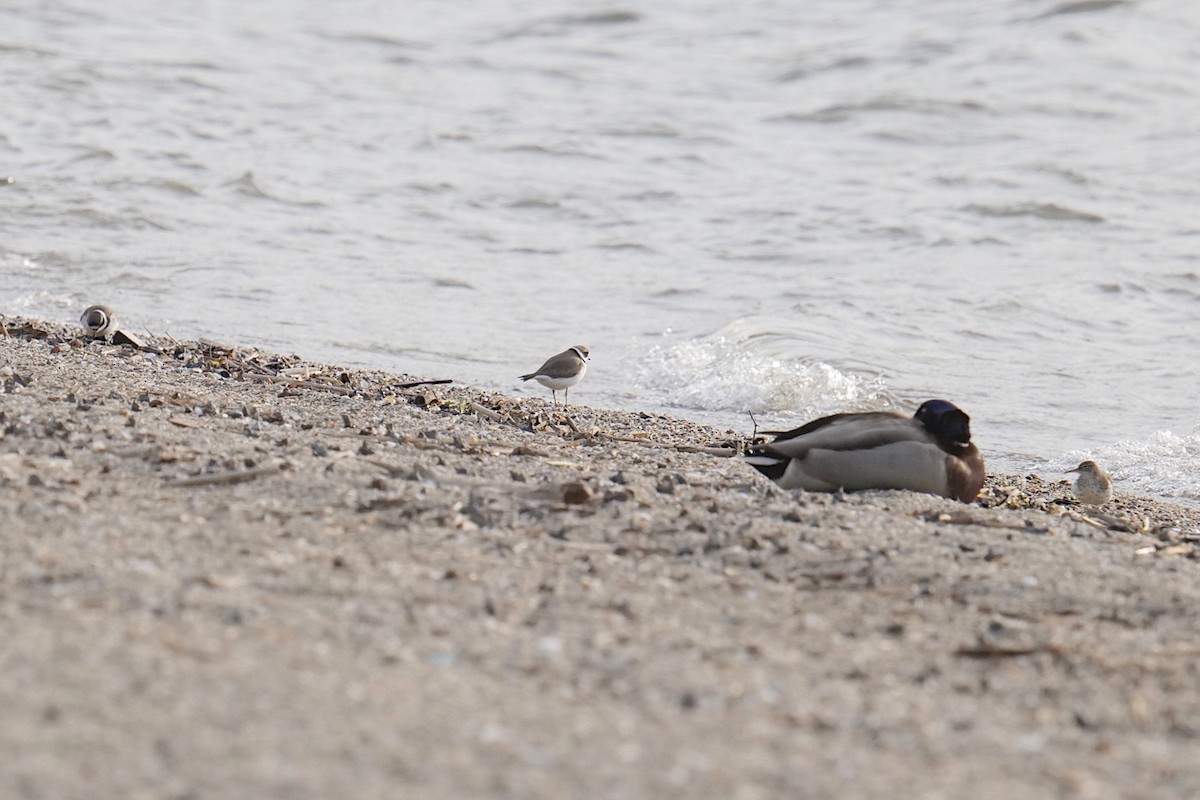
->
[[11, 291, 77, 311], [636, 332, 890, 421], [1057, 429, 1200, 505]]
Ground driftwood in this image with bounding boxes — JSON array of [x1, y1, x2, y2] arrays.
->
[[243, 373, 355, 396], [165, 463, 282, 488], [396, 378, 453, 389], [675, 445, 737, 458], [469, 402, 506, 423]]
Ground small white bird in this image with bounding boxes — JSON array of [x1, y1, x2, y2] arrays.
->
[[80, 304, 119, 339], [743, 399, 987, 503], [1067, 460, 1113, 506], [519, 345, 589, 405]]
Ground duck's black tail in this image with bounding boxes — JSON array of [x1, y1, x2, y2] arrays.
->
[[742, 447, 788, 481]]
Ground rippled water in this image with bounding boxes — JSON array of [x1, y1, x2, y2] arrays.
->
[[2, 1, 1198, 502]]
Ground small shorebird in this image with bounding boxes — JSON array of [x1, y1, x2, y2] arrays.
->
[[744, 399, 986, 503], [1067, 460, 1113, 506], [78, 304, 145, 349], [519, 345, 589, 405], [80, 304, 119, 339]]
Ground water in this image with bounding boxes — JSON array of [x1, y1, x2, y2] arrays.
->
[[2, 0, 1198, 503]]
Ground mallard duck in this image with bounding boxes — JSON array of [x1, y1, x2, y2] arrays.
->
[[744, 399, 986, 503]]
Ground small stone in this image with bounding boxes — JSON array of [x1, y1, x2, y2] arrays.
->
[[562, 482, 591, 505]]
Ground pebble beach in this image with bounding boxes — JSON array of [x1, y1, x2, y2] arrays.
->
[[3, 315, 1200, 799]]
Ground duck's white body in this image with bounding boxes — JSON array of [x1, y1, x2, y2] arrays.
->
[[771, 437, 956, 494]]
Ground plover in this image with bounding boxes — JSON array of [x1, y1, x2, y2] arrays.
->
[[80, 304, 119, 339], [1067, 460, 1113, 506], [519, 345, 589, 406], [744, 399, 986, 503], [79, 304, 145, 348]]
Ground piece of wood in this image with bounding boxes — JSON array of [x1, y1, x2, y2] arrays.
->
[[469, 402, 505, 423], [242, 373, 355, 396], [165, 463, 281, 488], [396, 379, 453, 389], [676, 445, 737, 457]]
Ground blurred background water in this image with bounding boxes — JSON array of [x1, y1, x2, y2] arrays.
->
[[2, 0, 1198, 502]]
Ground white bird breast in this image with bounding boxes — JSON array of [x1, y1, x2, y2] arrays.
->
[[534, 362, 586, 390]]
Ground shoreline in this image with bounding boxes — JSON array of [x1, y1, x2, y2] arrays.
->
[[4, 314, 1200, 798]]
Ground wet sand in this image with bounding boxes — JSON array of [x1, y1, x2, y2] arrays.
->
[[3, 316, 1200, 800]]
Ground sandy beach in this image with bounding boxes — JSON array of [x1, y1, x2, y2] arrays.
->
[[3, 315, 1200, 800]]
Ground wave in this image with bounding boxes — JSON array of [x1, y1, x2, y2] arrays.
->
[[635, 330, 890, 420], [962, 202, 1105, 223]]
